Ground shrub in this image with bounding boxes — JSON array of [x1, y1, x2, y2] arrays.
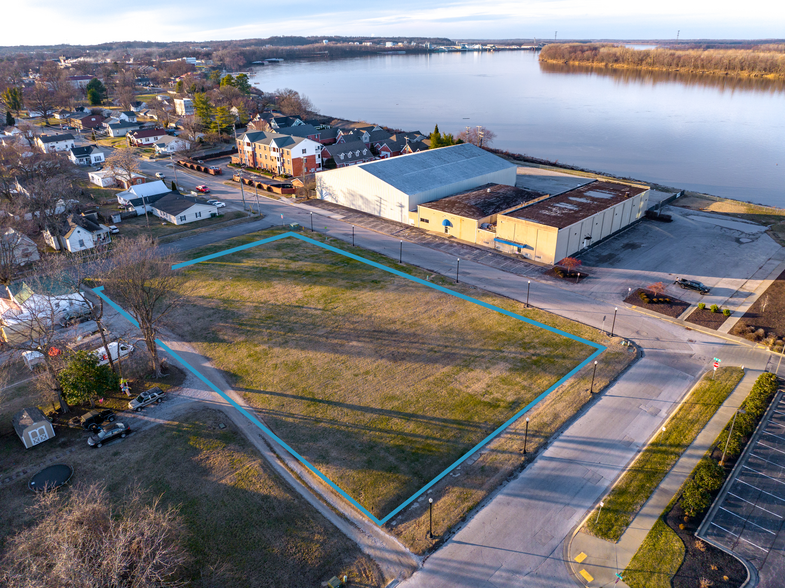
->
[[723, 308, 731, 316], [639, 292, 650, 303], [694, 458, 725, 492], [755, 328, 766, 340], [698, 302, 706, 310], [682, 480, 712, 517], [710, 304, 720, 313]]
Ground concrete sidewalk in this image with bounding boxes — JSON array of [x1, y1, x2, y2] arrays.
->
[[567, 369, 762, 587]]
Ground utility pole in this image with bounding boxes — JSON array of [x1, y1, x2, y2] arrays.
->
[[234, 123, 247, 210], [676, 30, 680, 43]]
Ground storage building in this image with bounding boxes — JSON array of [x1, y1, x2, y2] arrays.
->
[[12, 407, 55, 449], [316, 144, 517, 223], [494, 180, 649, 264]]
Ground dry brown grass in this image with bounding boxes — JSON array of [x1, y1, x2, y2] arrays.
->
[[167, 230, 622, 536], [0, 407, 381, 587], [731, 268, 785, 344]]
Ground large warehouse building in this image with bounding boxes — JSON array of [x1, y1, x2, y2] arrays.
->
[[494, 180, 649, 264], [315, 144, 517, 223]]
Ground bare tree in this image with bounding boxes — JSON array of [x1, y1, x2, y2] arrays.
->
[[25, 83, 56, 122], [104, 235, 182, 377], [0, 483, 187, 588], [106, 146, 141, 185], [275, 88, 315, 118], [24, 175, 81, 235], [457, 125, 496, 148]]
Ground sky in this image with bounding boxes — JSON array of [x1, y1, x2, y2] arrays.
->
[[5, 0, 784, 46]]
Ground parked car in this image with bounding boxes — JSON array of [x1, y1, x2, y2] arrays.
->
[[59, 308, 93, 327], [87, 422, 130, 447], [674, 278, 710, 294], [213, 202, 226, 208], [195, 185, 210, 193], [155, 172, 165, 179], [128, 386, 165, 411], [80, 409, 115, 431], [109, 225, 119, 234], [206, 199, 218, 205]]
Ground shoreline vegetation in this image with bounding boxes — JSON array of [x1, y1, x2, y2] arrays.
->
[[539, 43, 785, 80]]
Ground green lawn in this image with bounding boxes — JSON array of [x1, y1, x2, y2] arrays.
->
[[0, 408, 381, 587], [586, 367, 744, 541], [170, 231, 598, 518], [623, 518, 685, 588]]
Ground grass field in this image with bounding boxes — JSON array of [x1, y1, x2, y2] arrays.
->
[[0, 407, 380, 587], [586, 367, 744, 542], [623, 518, 685, 588], [170, 231, 600, 519]]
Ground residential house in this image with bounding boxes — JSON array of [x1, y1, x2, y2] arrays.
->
[[53, 110, 72, 120], [128, 128, 166, 146], [151, 194, 218, 225], [67, 75, 93, 89], [130, 101, 148, 112], [174, 98, 194, 116], [235, 131, 322, 175], [2, 228, 40, 265], [402, 140, 429, 155], [45, 212, 112, 252], [153, 135, 191, 154], [106, 121, 140, 137], [36, 133, 74, 153], [68, 145, 105, 166], [248, 113, 304, 133], [116, 180, 171, 215], [274, 124, 341, 145], [322, 140, 375, 168], [119, 111, 137, 123], [72, 113, 105, 131], [88, 168, 145, 188]]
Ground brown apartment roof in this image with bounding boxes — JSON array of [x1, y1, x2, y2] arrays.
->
[[505, 181, 648, 228], [420, 183, 548, 220]]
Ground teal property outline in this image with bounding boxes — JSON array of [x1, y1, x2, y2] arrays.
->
[[94, 232, 605, 525]]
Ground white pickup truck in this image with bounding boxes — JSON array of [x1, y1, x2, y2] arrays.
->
[[91, 342, 134, 366]]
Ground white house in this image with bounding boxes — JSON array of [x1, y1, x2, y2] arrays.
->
[[2, 228, 39, 265], [36, 133, 75, 153], [68, 145, 105, 166], [153, 134, 191, 154], [119, 111, 137, 123], [174, 98, 194, 116], [151, 193, 218, 225], [116, 180, 171, 215], [128, 128, 166, 146], [45, 213, 112, 252], [106, 121, 140, 137]]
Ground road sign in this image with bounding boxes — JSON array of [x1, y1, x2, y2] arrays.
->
[[714, 357, 721, 363], [713, 361, 720, 369]]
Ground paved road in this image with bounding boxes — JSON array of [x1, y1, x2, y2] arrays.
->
[[154, 188, 776, 586]]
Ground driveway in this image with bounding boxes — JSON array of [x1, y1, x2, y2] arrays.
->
[[576, 206, 785, 313]]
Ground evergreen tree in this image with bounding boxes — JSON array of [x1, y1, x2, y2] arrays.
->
[[59, 351, 119, 407], [85, 78, 107, 103], [430, 124, 442, 148], [192, 92, 213, 128], [212, 106, 234, 135], [5, 111, 14, 127], [87, 88, 101, 106], [220, 74, 236, 88], [209, 70, 222, 85], [1, 87, 24, 118], [235, 74, 251, 95], [175, 80, 184, 94]]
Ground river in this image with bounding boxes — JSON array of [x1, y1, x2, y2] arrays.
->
[[248, 50, 785, 206]]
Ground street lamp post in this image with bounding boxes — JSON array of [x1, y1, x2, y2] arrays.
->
[[254, 180, 260, 215], [590, 360, 598, 393], [310, 212, 314, 232], [456, 258, 460, 284], [596, 501, 605, 524], [611, 307, 618, 337], [523, 417, 529, 454], [526, 280, 531, 308], [352, 225, 355, 246], [399, 240, 403, 263], [720, 409, 746, 466], [428, 497, 434, 538]]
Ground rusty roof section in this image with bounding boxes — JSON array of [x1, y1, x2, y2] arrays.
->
[[419, 183, 548, 220], [505, 180, 648, 228]]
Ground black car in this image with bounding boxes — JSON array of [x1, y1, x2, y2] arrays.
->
[[87, 422, 130, 447], [59, 310, 92, 327], [674, 278, 710, 294], [80, 409, 116, 431]]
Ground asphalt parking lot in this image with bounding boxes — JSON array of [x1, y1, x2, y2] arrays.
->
[[699, 391, 785, 585]]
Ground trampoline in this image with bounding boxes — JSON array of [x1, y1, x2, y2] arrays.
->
[[29, 464, 73, 492]]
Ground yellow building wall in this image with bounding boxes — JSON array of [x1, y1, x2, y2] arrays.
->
[[416, 207, 479, 243], [495, 216, 559, 264]]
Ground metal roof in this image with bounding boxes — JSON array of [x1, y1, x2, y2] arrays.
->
[[357, 144, 516, 196], [420, 183, 547, 220]]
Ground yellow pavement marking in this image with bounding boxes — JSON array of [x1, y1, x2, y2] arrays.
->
[[579, 569, 594, 583], [575, 552, 587, 563]]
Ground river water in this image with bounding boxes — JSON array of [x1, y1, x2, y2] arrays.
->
[[249, 51, 785, 206]]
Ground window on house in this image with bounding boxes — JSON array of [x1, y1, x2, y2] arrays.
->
[[302, 148, 307, 154], [178, 215, 186, 222], [444, 226, 449, 234], [420, 218, 429, 223], [195, 212, 201, 219], [78, 239, 85, 248]]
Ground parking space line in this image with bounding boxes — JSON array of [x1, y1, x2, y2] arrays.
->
[[738, 479, 785, 502], [711, 522, 771, 553], [757, 441, 785, 456], [743, 464, 785, 488], [711, 521, 741, 538], [727, 491, 784, 518], [750, 452, 785, 470], [718, 507, 776, 534], [763, 430, 785, 442]]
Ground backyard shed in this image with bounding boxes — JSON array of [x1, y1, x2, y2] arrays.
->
[[12, 407, 55, 449]]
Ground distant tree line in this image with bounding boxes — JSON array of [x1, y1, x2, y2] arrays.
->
[[539, 43, 785, 78]]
